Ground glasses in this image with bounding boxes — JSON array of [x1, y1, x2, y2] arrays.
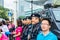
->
[[41, 23, 49, 26]]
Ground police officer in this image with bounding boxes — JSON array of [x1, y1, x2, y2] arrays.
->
[[25, 16, 32, 40], [22, 18, 27, 29], [22, 16, 32, 40], [30, 13, 41, 40], [21, 18, 27, 40]]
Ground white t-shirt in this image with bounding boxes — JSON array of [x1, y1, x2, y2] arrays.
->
[[2, 25, 9, 33], [0, 26, 2, 29]]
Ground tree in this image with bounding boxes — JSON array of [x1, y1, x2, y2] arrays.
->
[[0, 6, 9, 20]]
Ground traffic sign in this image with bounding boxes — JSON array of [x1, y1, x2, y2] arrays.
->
[[8, 11, 12, 16]]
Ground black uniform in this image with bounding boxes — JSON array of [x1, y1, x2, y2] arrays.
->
[[21, 25, 28, 40], [22, 16, 32, 40], [30, 22, 41, 40], [30, 13, 41, 40]]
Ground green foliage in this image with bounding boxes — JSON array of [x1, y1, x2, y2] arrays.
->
[[0, 6, 9, 19], [18, 16, 25, 19], [53, 0, 60, 5]]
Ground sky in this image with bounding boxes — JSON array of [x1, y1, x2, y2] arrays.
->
[[4, 0, 16, 10], [4, 0, 49, 10]]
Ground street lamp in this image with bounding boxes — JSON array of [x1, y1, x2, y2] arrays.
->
[[31, 0, 33, 14], [13, 0, 18, 27]]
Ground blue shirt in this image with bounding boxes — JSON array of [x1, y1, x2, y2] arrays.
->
[[37, 31, 58, 40]]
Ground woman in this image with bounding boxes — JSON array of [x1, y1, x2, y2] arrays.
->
[[7, 21, 15, 40], [0, 21, 8, 40], [13, 19, 23, 40], [2, 20, 10, 37]]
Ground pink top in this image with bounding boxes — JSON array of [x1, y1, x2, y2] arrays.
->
[[0, 33, 8, 40], [16, 26, 22, 40], [8, 24, 15, 29]]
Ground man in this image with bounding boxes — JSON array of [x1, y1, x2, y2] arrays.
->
[[25, 16, 32, 40], [21, 18, 27, 40], [30, 13, 41, 40], [22, 16, 32, 40], [37, 18, 58, 40], [22, 18, 27, 29]]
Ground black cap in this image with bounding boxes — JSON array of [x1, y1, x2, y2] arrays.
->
[[23, 18, 26, 20], [31, 13, 40, 18]]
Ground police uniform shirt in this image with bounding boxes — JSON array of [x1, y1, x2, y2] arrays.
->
[[37, 31, 58, 40], [27, 24, 32, 34], [30, 22, 41, 40]]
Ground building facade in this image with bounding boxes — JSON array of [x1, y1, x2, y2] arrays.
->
[[0, 0, 4, 6]]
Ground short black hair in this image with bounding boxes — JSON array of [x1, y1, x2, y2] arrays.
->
[[26, 16, 31, 20], [23, 18, 26, 20], [42, 18, 51, 25], [2, 20, 6, 25]]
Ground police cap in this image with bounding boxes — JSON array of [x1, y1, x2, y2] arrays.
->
[[26, 16, 31, 20], [31, 13, 40, 18]]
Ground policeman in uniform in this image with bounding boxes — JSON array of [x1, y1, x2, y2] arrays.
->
[[26, 16, 32, 40], [30, 13, 41, 40], [22, 16, 32, 40], [22, 18, 27, 29]]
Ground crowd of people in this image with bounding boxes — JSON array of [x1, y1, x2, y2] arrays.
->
[[0, 13, 58, 40]]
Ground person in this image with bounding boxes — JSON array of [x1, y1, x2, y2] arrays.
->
[[12, 19, 23, 40], [21, 17, 31, 40], [23, 16, 32, 40], [0, 21, 8, 40], [30, 13, 41, 40], [2, 20, 10, 37], [37, 18, 58, 40], [7, 21, 15, 32], [22, 18, 27, 29], [7, 21, 15, 40], [0, 29, 9, 40]]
